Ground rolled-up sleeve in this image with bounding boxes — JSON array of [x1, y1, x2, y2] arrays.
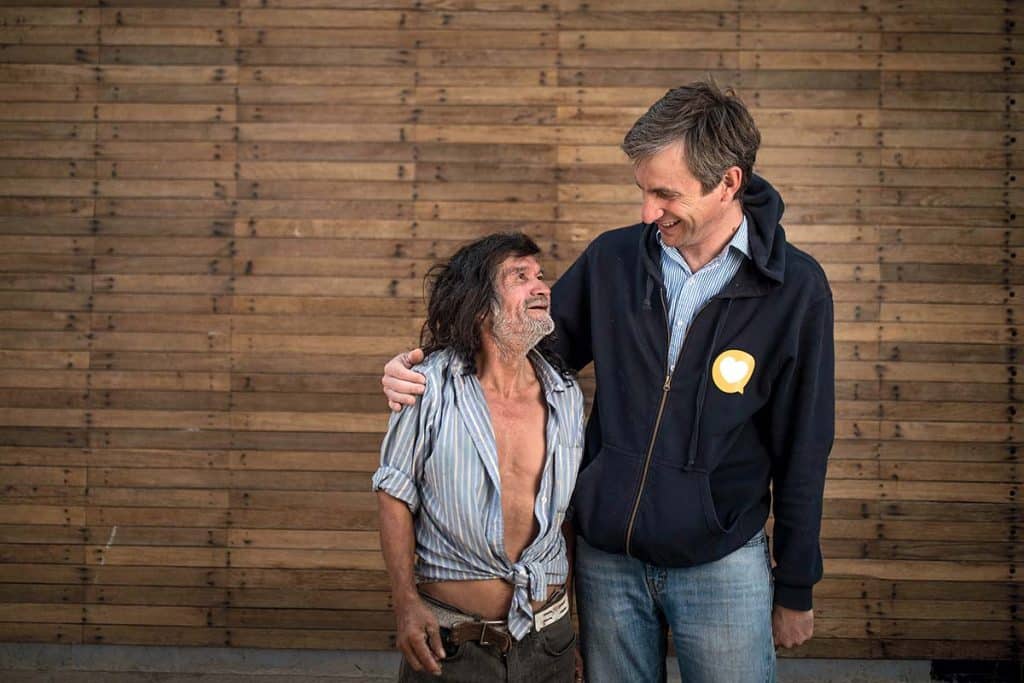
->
[[371, 375, 436, 514]]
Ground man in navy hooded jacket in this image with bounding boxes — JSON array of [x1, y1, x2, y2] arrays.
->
[[383, 80, 834, 683]]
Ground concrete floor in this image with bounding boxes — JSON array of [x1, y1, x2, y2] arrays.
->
[[0, 643, 939, 682]]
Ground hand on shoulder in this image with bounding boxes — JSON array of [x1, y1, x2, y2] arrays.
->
[[383, 348, 427, 411]]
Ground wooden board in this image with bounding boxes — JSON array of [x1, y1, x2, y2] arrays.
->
[[0, 0, 1019, 663]]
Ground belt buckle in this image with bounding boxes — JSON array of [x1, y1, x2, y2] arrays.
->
[[478, 620, 509, 653], [533, 591, 569, 631]]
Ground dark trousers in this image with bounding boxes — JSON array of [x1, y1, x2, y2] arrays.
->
[[397, 612, 576, 683]]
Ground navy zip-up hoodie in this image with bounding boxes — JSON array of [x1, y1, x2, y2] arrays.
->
[[551, 175, 834, 611]]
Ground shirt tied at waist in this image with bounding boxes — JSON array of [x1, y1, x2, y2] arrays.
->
[[505, 560, 549, 640]]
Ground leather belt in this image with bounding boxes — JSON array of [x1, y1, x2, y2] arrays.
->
[[444, 589, 569, 655], [448, 619, 514, 654], [446, 591, 569, 654]]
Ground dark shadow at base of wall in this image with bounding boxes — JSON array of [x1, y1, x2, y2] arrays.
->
[[931, 660, 1024, 683]]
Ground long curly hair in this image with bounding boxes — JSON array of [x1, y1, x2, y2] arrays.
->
[[420, 232, 572, 378]]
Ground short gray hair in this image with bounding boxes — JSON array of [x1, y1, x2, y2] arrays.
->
[[622, 80, 761, 198]]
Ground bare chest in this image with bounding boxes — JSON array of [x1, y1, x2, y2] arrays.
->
[[482, 390, 549, 561], [487, 396, 548, 477]]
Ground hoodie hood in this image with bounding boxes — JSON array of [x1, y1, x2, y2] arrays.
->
[[638, 173, 787, 309], [742, 173, 786, 284]]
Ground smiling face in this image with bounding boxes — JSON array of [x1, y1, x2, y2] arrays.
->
[[488, 254, 554, 352], [634, 142, 740, 254]]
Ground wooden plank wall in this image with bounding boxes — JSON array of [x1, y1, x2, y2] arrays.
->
[[0, 0, 1020, 662]]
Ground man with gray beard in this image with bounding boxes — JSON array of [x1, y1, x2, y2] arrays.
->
[[373, 233, 585, 682]]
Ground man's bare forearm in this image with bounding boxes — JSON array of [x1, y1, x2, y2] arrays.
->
[[377, 491, 419, 606], [376, 491, 445, 673]]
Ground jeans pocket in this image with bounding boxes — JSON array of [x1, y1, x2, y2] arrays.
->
[[539, 617, 577, 657], [439, 627, 468, 662]]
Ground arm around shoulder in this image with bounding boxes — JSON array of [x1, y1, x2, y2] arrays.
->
[[382, 348, 427, 412], [550, 250, 594, 372]]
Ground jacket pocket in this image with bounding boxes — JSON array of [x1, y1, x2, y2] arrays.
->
[[569, 443, 643, 554], [630, 464, 723, 566], [700, 471, 740, 536]]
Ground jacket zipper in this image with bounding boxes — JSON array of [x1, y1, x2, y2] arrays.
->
[[623, 291, 716, 557]]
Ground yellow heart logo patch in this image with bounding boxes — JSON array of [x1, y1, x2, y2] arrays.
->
[[712, 349, 755, 395]]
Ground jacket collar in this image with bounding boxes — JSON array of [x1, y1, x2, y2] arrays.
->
[[638, 173, 787, 305]]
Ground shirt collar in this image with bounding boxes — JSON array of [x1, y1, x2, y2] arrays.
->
[[449, 348, 568, 395], [730, 216, 751, 258], [657, 215, 750, 271], [528, 349, 569, 394]]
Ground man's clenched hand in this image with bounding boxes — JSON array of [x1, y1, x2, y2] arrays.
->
[[394, 594, 446, 675], [772, 605, 813, 649]]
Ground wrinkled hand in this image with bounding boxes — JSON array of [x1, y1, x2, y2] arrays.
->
[[382, 348, 426, 412], [574, 646, 585, 681], [394, 596, 446, 675], [772, 605, 813, 649]]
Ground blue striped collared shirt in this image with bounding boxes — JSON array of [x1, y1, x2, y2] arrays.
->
[[660, 216, 750, 369], [372, 347, 584, 640]]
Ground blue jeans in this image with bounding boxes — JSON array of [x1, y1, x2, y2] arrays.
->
[[575, 531, 775, 683]]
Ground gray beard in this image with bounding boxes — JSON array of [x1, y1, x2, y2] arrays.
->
[[490, 301, 555, 361]]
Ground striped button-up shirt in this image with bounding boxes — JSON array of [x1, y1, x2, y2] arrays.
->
[[661, 216, 750, 369], [372, 347, 584, 640]]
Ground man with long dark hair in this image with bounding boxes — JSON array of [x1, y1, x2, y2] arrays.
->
[[383, 80, 834, 683], [373, 232, 583, 682]]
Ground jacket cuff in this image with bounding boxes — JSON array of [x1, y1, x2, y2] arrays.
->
[[773, 583, 813, 612]]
